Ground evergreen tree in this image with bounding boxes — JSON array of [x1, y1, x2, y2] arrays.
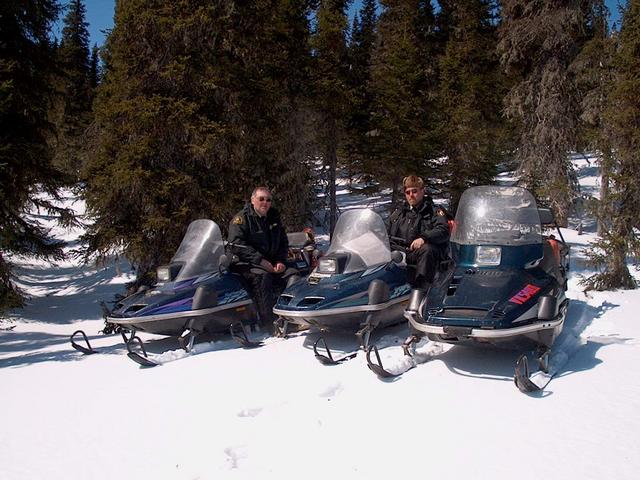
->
[[437, 0, 507, 213], [498, 0, 595, 225], [89, 44, 101, 91], [573, 1, 612, 152], [582, 0, 640, 291], [344, 0, 378, 186], [311, 0, 351, 235], [0, 0, 71, 313], [84, 0, 315, 282], [368, 0, 440, 205], [85, 1, 237, 281], [228, 0, 316, 230], [54, 0, 93, 180], [572, 1, 613, 235]]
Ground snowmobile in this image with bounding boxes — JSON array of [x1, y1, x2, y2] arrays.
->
[[70, 219, 317, 366], [367, 185, 570, 392], [273, 208, 412, 364]]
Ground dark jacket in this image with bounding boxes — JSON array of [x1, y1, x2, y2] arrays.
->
[[388, 198, 450, 250], [227, 203, 289, 265]]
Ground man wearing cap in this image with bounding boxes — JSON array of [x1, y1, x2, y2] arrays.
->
[[387, 175, 450, 291], [228, 186, 290, 332]]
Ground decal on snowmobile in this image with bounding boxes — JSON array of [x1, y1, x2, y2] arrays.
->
[[390, 283, 412, 299], [509, 284, 541, 305], [218, 289, 250, 305]]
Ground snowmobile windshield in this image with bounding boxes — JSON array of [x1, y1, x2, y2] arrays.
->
[[326, 209, 391, 273], [171, 219, 225, 281], [452, 186, 542, 246]]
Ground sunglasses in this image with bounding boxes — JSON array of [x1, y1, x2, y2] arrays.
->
[[257, 196, 272, 203], [404, 188, 421, 195]]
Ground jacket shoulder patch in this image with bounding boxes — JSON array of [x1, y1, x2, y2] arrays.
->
[[436, 209, 446, 217], [233, 216, 244, 225]]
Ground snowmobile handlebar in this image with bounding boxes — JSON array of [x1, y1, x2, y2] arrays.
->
[[389, 236, 410, 252]]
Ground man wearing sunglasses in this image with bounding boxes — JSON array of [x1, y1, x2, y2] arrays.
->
[[228, 186, 290, 332], [388, 175, 450, 291]]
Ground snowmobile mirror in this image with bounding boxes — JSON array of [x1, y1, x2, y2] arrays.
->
[[538, 208, 555, 226]]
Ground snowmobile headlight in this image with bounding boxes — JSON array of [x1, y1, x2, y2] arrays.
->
[[156, 266, 171, 282], [317, 257, 337, 274], [475, 246, 501, 266]]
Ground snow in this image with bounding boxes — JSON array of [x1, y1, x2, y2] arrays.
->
[[2, 162, 640, 480]]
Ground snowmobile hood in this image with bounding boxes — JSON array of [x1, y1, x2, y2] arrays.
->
[[424, 265, 557, 329], [110, 272, 250, 318], [275, 263, 410, 313]]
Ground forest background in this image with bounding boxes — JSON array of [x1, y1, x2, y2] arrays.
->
[[2, 0, 639, 315]]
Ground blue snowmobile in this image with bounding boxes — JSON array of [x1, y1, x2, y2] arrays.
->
[[70, 219, 316, 366], [367, 186, 570, 391], [273, 208, 412, 364]]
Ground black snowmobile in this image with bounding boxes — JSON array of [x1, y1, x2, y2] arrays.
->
[[367, 185, 570, 392]]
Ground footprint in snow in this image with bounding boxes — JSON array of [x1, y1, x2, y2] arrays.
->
[[224, 445, 248, 469], [318, 381, 343, 399], [237, 407, 263, 418]]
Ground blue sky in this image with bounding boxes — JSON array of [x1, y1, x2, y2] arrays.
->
[[55, 0, 626, 48]]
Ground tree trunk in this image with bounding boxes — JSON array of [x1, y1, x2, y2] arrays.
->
[[328, 128, 338, 239], [598, 158, 609, 237]]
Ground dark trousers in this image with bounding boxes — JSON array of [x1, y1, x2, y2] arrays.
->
[[233, 265, 296, 328], [406, 243, 449, 289]]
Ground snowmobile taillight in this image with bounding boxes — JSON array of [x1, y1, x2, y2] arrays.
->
[[475, 246, 501, 266]]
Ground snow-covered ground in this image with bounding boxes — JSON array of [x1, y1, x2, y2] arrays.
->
[[2, 159, 639, 480]]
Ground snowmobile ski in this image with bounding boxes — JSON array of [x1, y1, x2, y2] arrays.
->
[[514, 354, 554, 393], [313, 336, 358, 365], [365, 345, 401, 378], [229, 322, 262, 348], [366, 334, 420, 379], [122, 323, 264, 368], [70, 330, 97, 355], [126, 336, 160, 367], [70, 328, 133, 355]]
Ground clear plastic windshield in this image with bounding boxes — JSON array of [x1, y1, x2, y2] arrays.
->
[[171, 219, 224, 281], [452, 186, 542, 246], [326, 209, 391, 273]]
